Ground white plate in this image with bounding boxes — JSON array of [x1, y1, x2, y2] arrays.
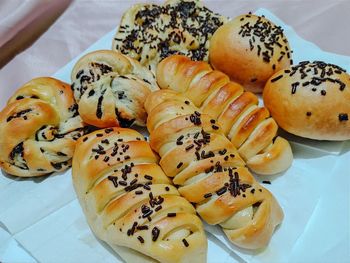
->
[[0, 8, 349, 263]]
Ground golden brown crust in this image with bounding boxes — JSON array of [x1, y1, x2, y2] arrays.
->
[[145, 91, 284, 249], [218, 91, 258, 135], [209, 14, 292, 93], [156, 55, 293, 175], [71, 50, 158, 128], [186, 70, 230, 107], [200, 81, 243, 119], [72, 127, 207, 262], [263, 61, 350, 140], [0, 77, 84, 177]]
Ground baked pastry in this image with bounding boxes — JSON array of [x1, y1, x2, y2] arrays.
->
[[0, 77, 84, 177], [209, 13, 292, 93], [72, 127, 207, 262], [145, 91, 284, 249], [112, 0, 227, 72], [263, 61, 350, 140], [71, 50, 158, 128], [156, 55, 293, 175]]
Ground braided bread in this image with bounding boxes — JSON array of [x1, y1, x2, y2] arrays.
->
[[156, 55, 293, 175], [72, 127, 207, 262], [71, 50, 158, 128], [145, 90, 284, 250], [0, 77, 84, 177]]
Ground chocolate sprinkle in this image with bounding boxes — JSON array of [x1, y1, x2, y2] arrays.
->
[[114, 1, 226, 68], [216, 187, 227, 196], [339, 113, 348, 122], [270, 75, 283, 83], [204, 193, 212, 198], [152, 227, 160, 242], [137, 236, 144, 243], [182, 238, 189, 247]]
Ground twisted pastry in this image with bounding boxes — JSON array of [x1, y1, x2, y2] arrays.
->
[[71, 50, 158, 128], [145, 90, 283, 249], [72, 127, 207, 262], [0, 77, 84, 177], [156, 55, 293, 175]]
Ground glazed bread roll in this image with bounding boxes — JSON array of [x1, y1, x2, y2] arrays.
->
[[71, 50, 158, 128], [112, 0, 227, 72], [209, 13, 292, 93], [72, 127, 207, 262], [145, 91, 284, 249], [0, 77, 84, 177], [263, 61, 350, 140], [156, 55, 293, 175]]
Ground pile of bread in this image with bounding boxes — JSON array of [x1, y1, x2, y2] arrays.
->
[[0, 0, 349, 262]]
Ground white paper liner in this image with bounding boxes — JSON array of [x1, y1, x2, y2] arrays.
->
[[14, 199, 235, 263], [0, 8, 349, 263], [0, 227, 36, 263], [0, 170, 75, 234]]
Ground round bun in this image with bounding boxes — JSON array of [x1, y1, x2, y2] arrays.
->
[[209, 14, 292, 93], [263, 61, 350, 141]]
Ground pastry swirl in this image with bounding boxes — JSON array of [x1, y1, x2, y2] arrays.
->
[[0, 77, 84, 177], [71, 50, 158, 128]]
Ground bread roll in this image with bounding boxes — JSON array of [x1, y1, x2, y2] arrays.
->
[[0, 77, 84, 177], [72, 127, 207, 262], [263, 61, 350, 140], [156, 55, 293, 175], [71, 50, 158, 128], [112, 0, 227, 72], [209, 14, 292, 93], [145, 90, 284, 249]]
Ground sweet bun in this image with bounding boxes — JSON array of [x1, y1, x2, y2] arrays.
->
[[263, 61, 350, 141], [0, 77, 84, 177], [72, 127, 207, 262], [209, 14, 292, 93], [112, 0, 227, 72], [156, 55, 293, 175], [71, 50, 158, 128], [145, 90, 284, 249]]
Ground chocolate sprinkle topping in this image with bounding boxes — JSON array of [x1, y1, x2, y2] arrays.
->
[[216, 187, 227, 196], [270, 75, 283, 83], [114, 1, 226, 70], [137, 236, 144, 243], [204, 193, 212, 198], [182, 238, 189, 247], [152, 227, 160, 242], [339, 113, 348, 122], [238, 14, 290, 65]]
